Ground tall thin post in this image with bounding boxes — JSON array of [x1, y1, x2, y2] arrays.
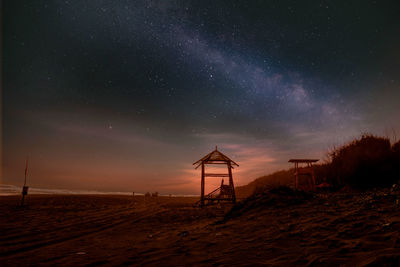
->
[[200, 162, 205, 207], [294, 162, 298, 189], [227, 162, 236, 203], [21, 157, 29, 206], [24, 157, 28, 186]]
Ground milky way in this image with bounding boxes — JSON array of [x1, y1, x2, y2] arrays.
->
[[3, 1, 400, 194]]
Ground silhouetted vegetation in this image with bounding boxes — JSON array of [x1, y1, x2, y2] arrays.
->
[[229, 135, 400, 222], [393, 140, 400, 159], [236, 134, 400, 197], [326, 134, 399, 189]]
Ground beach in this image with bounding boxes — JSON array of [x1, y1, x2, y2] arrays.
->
[[1, 192, 400, 266]]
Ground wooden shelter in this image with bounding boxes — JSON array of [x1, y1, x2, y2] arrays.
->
[[289, 159, 318, 191], [193, 147, 238, 207]]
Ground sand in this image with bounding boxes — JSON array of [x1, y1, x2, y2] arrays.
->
[[1, 191, 400, 266]]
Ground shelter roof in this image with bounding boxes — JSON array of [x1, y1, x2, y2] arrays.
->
[[193, 147, 239, 169], [288, 159, 319, 163]]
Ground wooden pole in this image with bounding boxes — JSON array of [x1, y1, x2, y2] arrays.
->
[[21, 157, 29, 206], [201, 162, 205, 207], [227, 162, 236, 204], [295, 162, 298, 189], [24, 157, 28, 186]]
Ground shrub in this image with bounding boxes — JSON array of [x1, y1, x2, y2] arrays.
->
[[393, 140, 400, 155], [327, 134, 396, 188]]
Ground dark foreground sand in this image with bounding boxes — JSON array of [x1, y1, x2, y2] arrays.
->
[[1, 191, 400, 266]]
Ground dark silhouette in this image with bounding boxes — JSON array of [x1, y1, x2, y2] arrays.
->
[[288, 159, 319, 191], [326, 134, 399, 188], [193, 146, 238, 207], [237, 134, 400, 196], [21, 157, 29, 206]]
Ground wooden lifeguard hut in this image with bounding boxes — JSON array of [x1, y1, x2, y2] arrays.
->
[[193, 147, 238, 207], [289, 159, 319, 191]]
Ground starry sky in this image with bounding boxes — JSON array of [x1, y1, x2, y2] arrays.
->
[[3, 0, 400, 194]]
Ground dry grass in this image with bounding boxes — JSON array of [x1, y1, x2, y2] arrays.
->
[[327, 134, 399, 189]]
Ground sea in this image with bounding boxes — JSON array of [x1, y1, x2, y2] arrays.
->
[[0, 184, 140, 196], [0, 184, 197, 197]]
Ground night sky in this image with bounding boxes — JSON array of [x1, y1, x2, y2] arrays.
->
[[3, 1, 400, 194]]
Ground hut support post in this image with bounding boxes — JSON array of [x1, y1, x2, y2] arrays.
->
[[227, 162, 236, 203], [201, 162, 205, 207]]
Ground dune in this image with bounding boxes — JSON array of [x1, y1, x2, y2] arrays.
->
[[1, 189, 400, 266], [235, 169, 294, 198]]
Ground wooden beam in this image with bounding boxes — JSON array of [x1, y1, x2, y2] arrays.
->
[[204, 197, 235, 201], [204, 173, 229, 177]]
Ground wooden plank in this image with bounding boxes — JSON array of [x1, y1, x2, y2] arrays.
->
[[204, 197, 233, 201], [297, 167, 314, 174], [204, 173, 229, 177]]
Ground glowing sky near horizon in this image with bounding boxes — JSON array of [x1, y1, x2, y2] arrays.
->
[[3, 1, 400, 194]]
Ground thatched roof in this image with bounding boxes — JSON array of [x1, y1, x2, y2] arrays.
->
[[193, 147, 239, 169]]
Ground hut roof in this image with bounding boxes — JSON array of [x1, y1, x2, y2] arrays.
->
[[193, 147, 239, 169], [288, 159, 319, 163]]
